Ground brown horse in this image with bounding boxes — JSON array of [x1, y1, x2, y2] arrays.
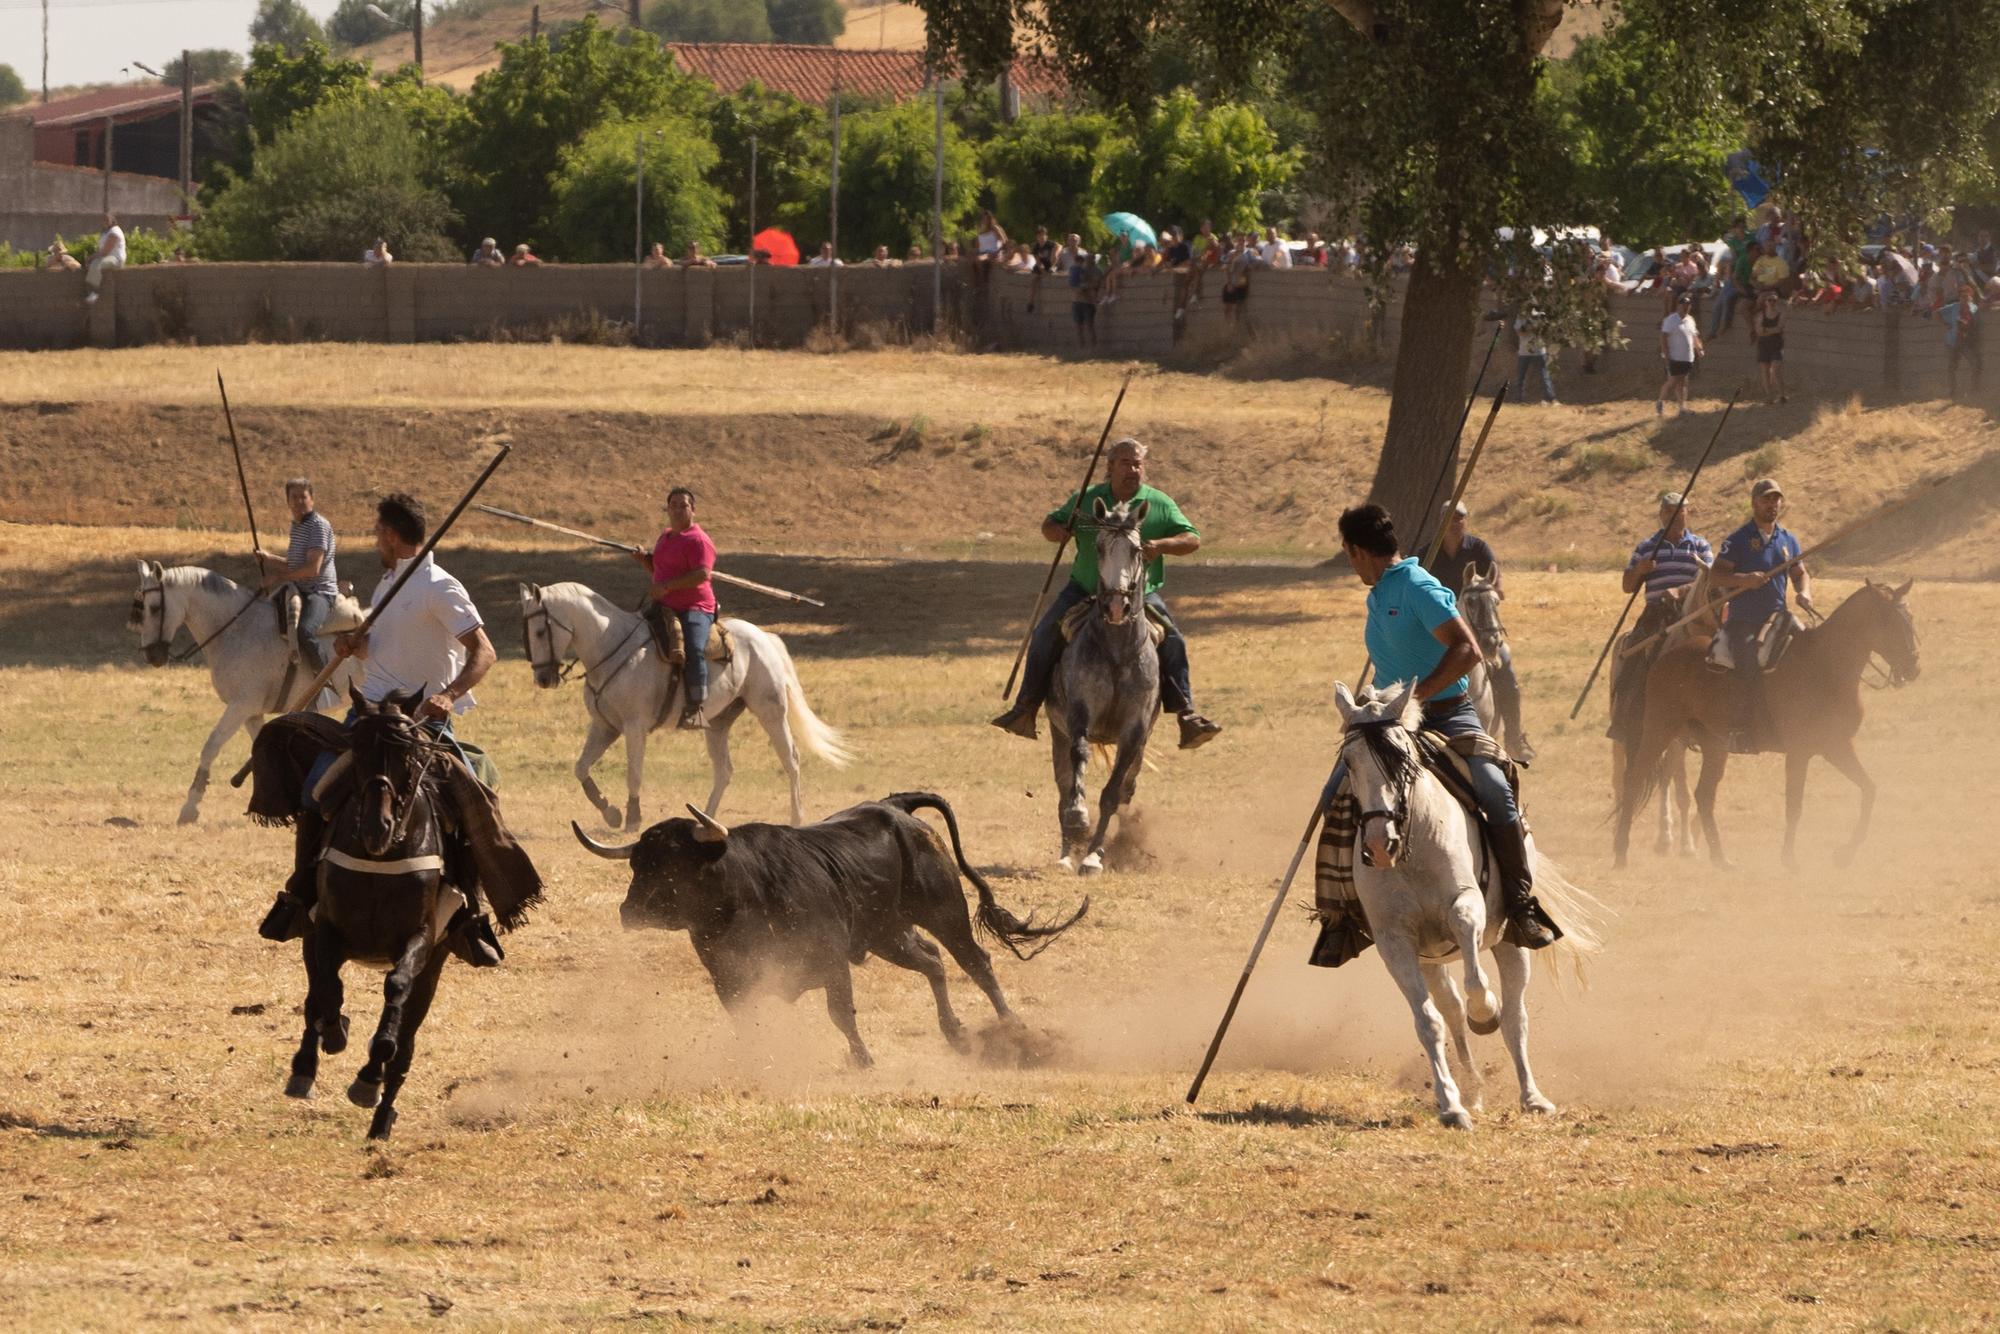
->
[[1614, 580, 1918, 869]]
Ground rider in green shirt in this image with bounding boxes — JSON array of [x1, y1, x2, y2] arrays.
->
[[992, 437, 1223, 751]]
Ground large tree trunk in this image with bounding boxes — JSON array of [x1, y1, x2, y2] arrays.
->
[[1366, 251, 1483, 554]]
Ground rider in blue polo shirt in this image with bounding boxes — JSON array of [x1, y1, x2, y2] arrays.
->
[[1711, 477, 1813, 751], [1334, 503, 1561, 950]]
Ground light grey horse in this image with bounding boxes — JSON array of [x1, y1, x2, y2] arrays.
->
[[1046, 498, 1158, 875], [129, 561, 363, 824], [1457, 567, 1533, 762]]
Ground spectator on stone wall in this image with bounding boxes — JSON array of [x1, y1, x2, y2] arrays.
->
[[1003, 242, 1036, 274], [1260, 226, 1293, 269], [865, 245, 900, 267], [644, 242, 673, 269], [1943, 281, 1984, 398], [1222, 234, 1256, 325], [906, 245, 924, 262], [973, 210, 1006, 287], [1750, 243, 1790, 295], [1070, 250, 1101, 349], [1030, 225, 1057, 273], [470, 237, 505, 267], [682, 243, 716, 268], [509, 243, 542, 267], [84, 213, 125, 304], [364, 237, 394, 266], [808, 241, 843, 268], [45, 238, 81, 271]]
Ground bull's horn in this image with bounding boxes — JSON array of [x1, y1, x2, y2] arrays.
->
[[571, 820, 635, 860], [686, 804, 730, 843]]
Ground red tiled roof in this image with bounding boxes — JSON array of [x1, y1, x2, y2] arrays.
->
[[23, 82, 221, 129], [665, 43, 1061, 105]]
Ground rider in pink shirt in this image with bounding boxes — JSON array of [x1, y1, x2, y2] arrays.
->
[[632, 486, 718, 728]]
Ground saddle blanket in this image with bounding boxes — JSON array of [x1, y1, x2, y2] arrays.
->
[[1059, 597, 1167, 647], [646, 606, 736, 664]]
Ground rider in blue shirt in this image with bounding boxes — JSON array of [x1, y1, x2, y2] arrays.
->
[[1334, 504, 1561, 951], [1711, 478, 1813, 751]]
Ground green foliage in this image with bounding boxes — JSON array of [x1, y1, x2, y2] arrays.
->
[[456, 18, 712, 250], [1106, 90, 1298, 234], [979, 110, 1130, 245], [1541, 28, 1739, 246], [244, 39, 371, 143], [644, 0, 772, 42], [550, 114, 728, 261], [249, 0, 328, 55], [327, 0, 414, 49], [767, 0, 845, 44], [705, 83, 830, 250], [836, 98, 981, 256], [372, 67, 473, 194], [0, 63, 24, 107], [1, 228, 188, 268], [198, 94, 459, 261], [161, 49, 247, 86]]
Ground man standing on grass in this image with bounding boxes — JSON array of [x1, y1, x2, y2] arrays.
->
[[255, 478, 340, 677], [634, 486, 718, 731], [992, 437, 1222, 751], [1656, 294, 1703, 416]]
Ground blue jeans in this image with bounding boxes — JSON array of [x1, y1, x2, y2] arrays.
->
[[677, 608, 715, 705], [296, 590, 334, 675], [1012, 580, 1193, 715], [1325, 694, 1518, 829], [1514, 353, 1554, 402], [1708, 280, 1740, 336]]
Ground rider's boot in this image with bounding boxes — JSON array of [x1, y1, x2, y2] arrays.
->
[[447, 887, 505, 968], [1176, 711, 1222, 750], [258, 810, 323, 942], [678, 698, 707, 731], [1492, 820, 1561, 950], [990, 701, 1041, 740]]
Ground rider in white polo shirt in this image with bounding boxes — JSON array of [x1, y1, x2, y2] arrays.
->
[[259, 493, 504, 961]]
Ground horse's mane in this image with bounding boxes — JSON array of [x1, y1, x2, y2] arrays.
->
[[542, 580, 630, 621], [159, 565, 240, 597]]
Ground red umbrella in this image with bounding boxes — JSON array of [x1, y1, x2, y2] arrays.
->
[[751, 227, 800, 266]]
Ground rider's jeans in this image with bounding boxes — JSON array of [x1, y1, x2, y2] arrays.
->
[[1010, 581, 1193, 715], [297, 590, 333, 676], [678, 608, 715, 705]]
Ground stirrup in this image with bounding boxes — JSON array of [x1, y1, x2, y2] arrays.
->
[[1502, 899, 1562, 950], [677, 705, 707, 731], [258, 891, 307, 943], [1176, 712, 1222, 751], [990, 707, 1039, 741], [449, 910, 504, 967]]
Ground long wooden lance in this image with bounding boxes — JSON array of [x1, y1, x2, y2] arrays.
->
[[1615, 472, 1952, 661], [1568, 388, 1739, 719], [1000, 369, 1135, 698], [218, 371, 267, 577], [228, 445, 513, 788], [1355, 381, 1510, 692], [472, 504, 827, 608]]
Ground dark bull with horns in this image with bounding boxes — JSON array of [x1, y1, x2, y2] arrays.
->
[[573, 792, 1086, 1065]]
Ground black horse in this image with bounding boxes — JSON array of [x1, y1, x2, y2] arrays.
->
[[272, 689, 536, 1139]]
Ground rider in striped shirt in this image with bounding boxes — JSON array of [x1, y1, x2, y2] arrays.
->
[[1621, 490, 1712, 602], [257, 478, 340, 675]]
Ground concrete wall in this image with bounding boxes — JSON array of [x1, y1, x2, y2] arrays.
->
[[1, 116, 185, 251], [0, 254, 1967, 404]]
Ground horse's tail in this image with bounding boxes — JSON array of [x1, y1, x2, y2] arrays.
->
[[1528, 847, 1606, 988], [764, 629, 853, 768], [880, 791, 1088, 961]]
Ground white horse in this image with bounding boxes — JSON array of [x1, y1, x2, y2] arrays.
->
[[518, 581, 851, 829], [129, 561, 364, 825], [1332, 680, 1600, 1129]]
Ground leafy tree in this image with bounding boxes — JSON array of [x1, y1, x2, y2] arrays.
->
[[373, 66, 474, 195], [643, 0, 772, 42], [160, 49, 247, 86], [550, 113, 729, 261], [767, 0, 845, 44], [1541, 27, 1739, 247], [328, 0, 415, 49], [705, 82, 830, 250], [198, 94, 459, 260], [979, 109, 1130, 245], [249, 0, 328, 55], [836, 97, 980, 257], [456, 18, 712, 250], [243, 39, 371, 142], [1105, 90, 1298, 235], [0, 64, 24, 107]]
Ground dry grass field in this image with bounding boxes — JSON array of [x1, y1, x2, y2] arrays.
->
[[3, 346, 1999, 1328]]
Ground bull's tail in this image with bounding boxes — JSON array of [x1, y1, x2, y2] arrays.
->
[[880, 791, 1088, 960]]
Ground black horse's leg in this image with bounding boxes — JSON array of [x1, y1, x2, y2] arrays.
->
[[288, 929, 325, 1098], [368, 949, 447, 1141], [351, 927, 431, 1110], [310, 923, 349, 1054]]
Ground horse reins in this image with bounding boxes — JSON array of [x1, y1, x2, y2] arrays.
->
[[524, 599, 651, 700], [137, 577, 304, 665]]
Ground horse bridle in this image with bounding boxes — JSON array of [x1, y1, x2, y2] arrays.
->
[[1340, 720, 1416, 867], [134, 582, 172, 665], [522, 594, 648, 696], [1097, 521, 1146, 623]]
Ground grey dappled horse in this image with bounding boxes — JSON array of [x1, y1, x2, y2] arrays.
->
[[1046, 498, 1159, 875]]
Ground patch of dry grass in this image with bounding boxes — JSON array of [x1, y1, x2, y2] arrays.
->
[[2, 524, 1997, 1326]]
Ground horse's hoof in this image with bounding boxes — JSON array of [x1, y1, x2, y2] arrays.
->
[[625, 807, 643, 831], [1077, 853, 1104, 877], [347, 1077, 382, 1109], [319, 1014, 350, 1055], [1056, 854, 1076, 873], [601, 807, 622, 830], [175, 809, 198, 827], [1612, 855, 1628, 871], [847, 1048, 876, 1070], [370, 1036, 397, 1069], [1522, 1094, 1557, 1116], [1439, 1109, 1473, 1131], [284, 1074, 315, 1100], [1467, 1013, 1500, 1037], [367, 1108, 398, 1141]]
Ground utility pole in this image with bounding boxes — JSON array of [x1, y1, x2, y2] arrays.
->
[[414, 1, 424, 75], [41, 0, 49, 103], [634, 131, 645, 337], [829, 64, 841, 331], [629, 0, 640, 30], [101, 114, 113, 212], [178, 50, 193, 208], [530, 3, 539, 40], [748, 133, 758, 349]]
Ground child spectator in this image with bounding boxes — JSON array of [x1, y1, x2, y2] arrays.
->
[[643, 243, 673, 269], [509, 243, 542, 267]]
